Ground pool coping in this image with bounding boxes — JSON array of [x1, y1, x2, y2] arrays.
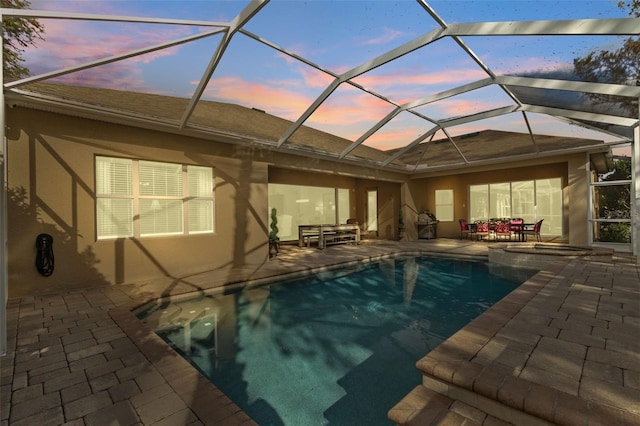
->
[[389, 253, 640, 425]]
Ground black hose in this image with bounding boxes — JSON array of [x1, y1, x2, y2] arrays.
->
[[35, 233, 54, 277]]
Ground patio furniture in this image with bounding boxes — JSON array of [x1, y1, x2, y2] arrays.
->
[[474, 222, 490, 240], [523, 219, 544, 242], [298, 224, 323, 247], [417, 212, 439, 239], [320, 224, 360, 248], [458, 219, 471, 239], [298, 224, 360, 249], [509, 218, 524, 241], [494, 221, 511, 240]]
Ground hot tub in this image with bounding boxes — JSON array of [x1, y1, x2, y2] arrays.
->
[[489, 243, 613, 270]]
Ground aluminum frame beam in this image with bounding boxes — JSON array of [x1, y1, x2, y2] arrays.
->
[[0, 8, 226, 27], [496, 76, 640, 98], [445, 17, 640, 37], [522, 105, 639, 127]]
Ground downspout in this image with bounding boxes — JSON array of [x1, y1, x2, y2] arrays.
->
[[0, 11, 7, 356]]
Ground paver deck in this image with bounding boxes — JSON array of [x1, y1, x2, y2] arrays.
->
[[1, 239, 638, 425]]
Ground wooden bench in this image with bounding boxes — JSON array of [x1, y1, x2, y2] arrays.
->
[[298, 224, 360, 249], [323, 231, 357, 247], [319, 224, 360, 249]]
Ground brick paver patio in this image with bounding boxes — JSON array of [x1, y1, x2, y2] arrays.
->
[[1, 239, 638, 425]]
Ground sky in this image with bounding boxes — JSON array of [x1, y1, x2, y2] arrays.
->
[[20, 0, 635, 150]]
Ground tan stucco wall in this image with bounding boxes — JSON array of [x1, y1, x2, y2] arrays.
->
[[5, 107, 595, 296], [7, 108, 270, 297], [355, 179, 402, 240], [566, 154, 589, 246]]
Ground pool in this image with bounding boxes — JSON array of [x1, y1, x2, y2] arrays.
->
[[136, 256, 537, 425]]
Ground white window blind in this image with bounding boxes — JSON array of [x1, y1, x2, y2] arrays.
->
[[96, 157, 132, 196], [96, 157, 134, 238], [187, 165, 214, 234], [96, 156, 214, 239], [140, 199, 183, 236], [139, 161, 182, 196], [97, 198, 133, 238], [435, 189, 454, 221]]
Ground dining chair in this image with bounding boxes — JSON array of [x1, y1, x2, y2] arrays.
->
[[474, 221, 490, 240], [459, 219, 471, 239], [523, 219, 544, 242], [509, 218, 524, 241]]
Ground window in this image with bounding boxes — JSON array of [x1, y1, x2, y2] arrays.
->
[[268, 184, 351, 240], [435, 189, 454, 221], [367, 189, 378, 232], [469, 178, 562, 235], [589, 144, 632, 248], [96, 156, 214, 239]]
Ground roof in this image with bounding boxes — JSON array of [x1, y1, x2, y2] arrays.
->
[[2, 1, 639, 174], [9, 81, 609, 173]]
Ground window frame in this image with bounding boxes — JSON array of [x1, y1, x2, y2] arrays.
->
[[434, 189, 454, 222], [468, 178, 563, 235], [96, 156, 215, 240]]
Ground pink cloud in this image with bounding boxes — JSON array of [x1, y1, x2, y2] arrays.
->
[[364, 125, 428, 150], [50, 61, 154, 93], [309, 89, 393, 127], [24, 18, 193, 79], [434, 98, 507, 117], [355, 68, 488, 92], [361, 27, 406, 46], [298, 66, 335, 89], [201, 75, 391, 141], [202, 76, 317, 120]]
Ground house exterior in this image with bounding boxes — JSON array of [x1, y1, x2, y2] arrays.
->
[[4, 84, 618, 298]]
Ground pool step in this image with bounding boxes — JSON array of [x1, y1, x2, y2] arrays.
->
[[388, 385, 510, 425]]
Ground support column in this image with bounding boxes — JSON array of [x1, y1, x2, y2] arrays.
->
[[0, 12, 7, 356], [633, 103, 640, 263]]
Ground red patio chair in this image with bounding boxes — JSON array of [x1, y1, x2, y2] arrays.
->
[[509, 218, 524, 241], [474, 221, 490, 241], [523, 219, 544, 242], [495, 222, 511, 240], [459, 219, 471, 239]]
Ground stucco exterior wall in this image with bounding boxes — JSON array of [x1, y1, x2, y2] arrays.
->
[[567, 154, 589, 246], [354, 179, 402, 240], [6, 108, 270, 297], [5, 106, 597, 296]]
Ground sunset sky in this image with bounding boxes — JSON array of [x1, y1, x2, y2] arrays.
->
[[22, 0, 632, 150]]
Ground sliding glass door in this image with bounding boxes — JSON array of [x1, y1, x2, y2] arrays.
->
[[268, 184, 350, 241], [589, 145, 632, 251], [469, 178, 562, 236], [366, 188, 378, 232]]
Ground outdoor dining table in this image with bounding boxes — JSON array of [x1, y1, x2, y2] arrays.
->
[[467, 220, 534, 242], [298, 224, 360, 249]]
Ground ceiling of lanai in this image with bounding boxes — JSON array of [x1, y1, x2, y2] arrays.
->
[[2, 0, 639, 173]]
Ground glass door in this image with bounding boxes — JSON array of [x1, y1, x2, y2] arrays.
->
[[589, 145, 632, 252], [366, 189, 378, 233]]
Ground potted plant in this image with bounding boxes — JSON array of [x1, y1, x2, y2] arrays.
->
[[269, 208, 280, 258]]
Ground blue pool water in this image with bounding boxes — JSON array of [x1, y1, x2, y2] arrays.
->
[[137, 256, 536, 425]]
